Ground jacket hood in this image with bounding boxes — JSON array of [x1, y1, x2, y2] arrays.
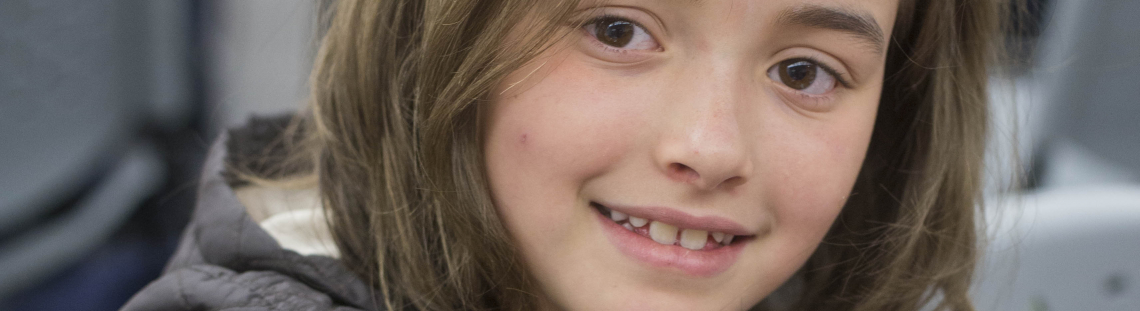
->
[[123, 115, 379, 310]]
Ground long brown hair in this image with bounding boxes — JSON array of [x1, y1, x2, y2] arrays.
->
[[796, 0, 1002, 309], [267, 0, 1008, 309]]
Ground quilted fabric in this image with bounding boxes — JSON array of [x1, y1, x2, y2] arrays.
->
[[123, 122, 379, 311]]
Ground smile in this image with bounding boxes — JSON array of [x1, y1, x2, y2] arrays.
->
[[591, 202, 753, 277], [593, 203, 739, 250]]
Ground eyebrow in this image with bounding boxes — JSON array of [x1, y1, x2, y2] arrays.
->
[[774, 5, 886, 55]]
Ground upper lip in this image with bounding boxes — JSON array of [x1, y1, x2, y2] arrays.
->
[[594, 201, 755, 236]]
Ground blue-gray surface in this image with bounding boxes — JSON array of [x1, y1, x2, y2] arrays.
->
[[0, 0, 194, 309]]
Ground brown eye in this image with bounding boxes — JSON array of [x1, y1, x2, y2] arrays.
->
[[594, 18, 634, 47], [768, 58, 838, 95], [580, 15, 660, 60], [777, 59, 818, 90]]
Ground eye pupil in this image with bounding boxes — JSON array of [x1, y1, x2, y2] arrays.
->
[[595, 19, 634, 47], [778, 60, 817, 90]]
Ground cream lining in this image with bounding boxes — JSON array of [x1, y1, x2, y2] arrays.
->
[[235, 186, 340, 258]]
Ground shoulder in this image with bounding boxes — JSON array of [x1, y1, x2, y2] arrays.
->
[[123, 114, 379, 311], [122, 264, 364, 311]]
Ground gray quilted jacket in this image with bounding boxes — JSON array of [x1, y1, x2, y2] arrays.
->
[[122, 121, 380, 311]]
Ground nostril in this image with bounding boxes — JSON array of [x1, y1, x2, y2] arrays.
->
[[718, 176, 746, 190], [668, 163, 700, 182], [667, 163, 747, 190]]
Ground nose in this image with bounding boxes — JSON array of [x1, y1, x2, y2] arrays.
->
[[653, 70, 753, 191]]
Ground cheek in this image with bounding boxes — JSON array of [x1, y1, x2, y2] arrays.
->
[[484, 51, 673, 183], [488, 64, 633, 185], [482, 52, 655, 245], [760, 91, 879, 248]]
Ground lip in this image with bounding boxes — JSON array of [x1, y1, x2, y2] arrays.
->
[[594, 205, 748, 277], [597, 202, 755, 236]]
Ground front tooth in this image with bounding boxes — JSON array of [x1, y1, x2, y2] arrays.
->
[[680, 229, 708, 250], [622, 223, 634, 231], [610, 210, 629, 222], [629, 216, 648, 227], [648, 221, 678, 245], [722, 234, 735, 245], [711, 231, 725, 243]]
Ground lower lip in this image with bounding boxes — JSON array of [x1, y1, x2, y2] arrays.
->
[[595, 210, 745, 277]]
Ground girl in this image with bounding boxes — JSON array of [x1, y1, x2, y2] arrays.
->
[[127, 0, 1007, 310]]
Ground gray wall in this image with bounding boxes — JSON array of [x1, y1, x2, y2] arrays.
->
[[201, 0, 317, 136]]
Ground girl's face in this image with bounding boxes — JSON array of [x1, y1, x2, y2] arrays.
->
[[485, 0, 897, 309]]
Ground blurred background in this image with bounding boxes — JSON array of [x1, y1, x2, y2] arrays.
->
[[0, 0, 1136, 310], [0, 0, 314, 309]]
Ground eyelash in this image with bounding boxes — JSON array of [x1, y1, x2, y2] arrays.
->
[[793, 56, 852, 89], [582, 13, 641, 33], [576, 13, 854, 94], [579, 13, 659, 52], [767, 57, 846, 110]]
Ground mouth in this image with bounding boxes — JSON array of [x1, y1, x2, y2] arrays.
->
[[592, 202, 749, 250], [591, 201, 753, 277]]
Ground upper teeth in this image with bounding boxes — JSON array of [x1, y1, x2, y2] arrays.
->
[[679, 229, 707, 250], [628, 216, 648, 227], [711, 231, 725, 243], [610, 210, 629, 222], [603, 205, 736, 249], [649, 221, 678, 245]]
